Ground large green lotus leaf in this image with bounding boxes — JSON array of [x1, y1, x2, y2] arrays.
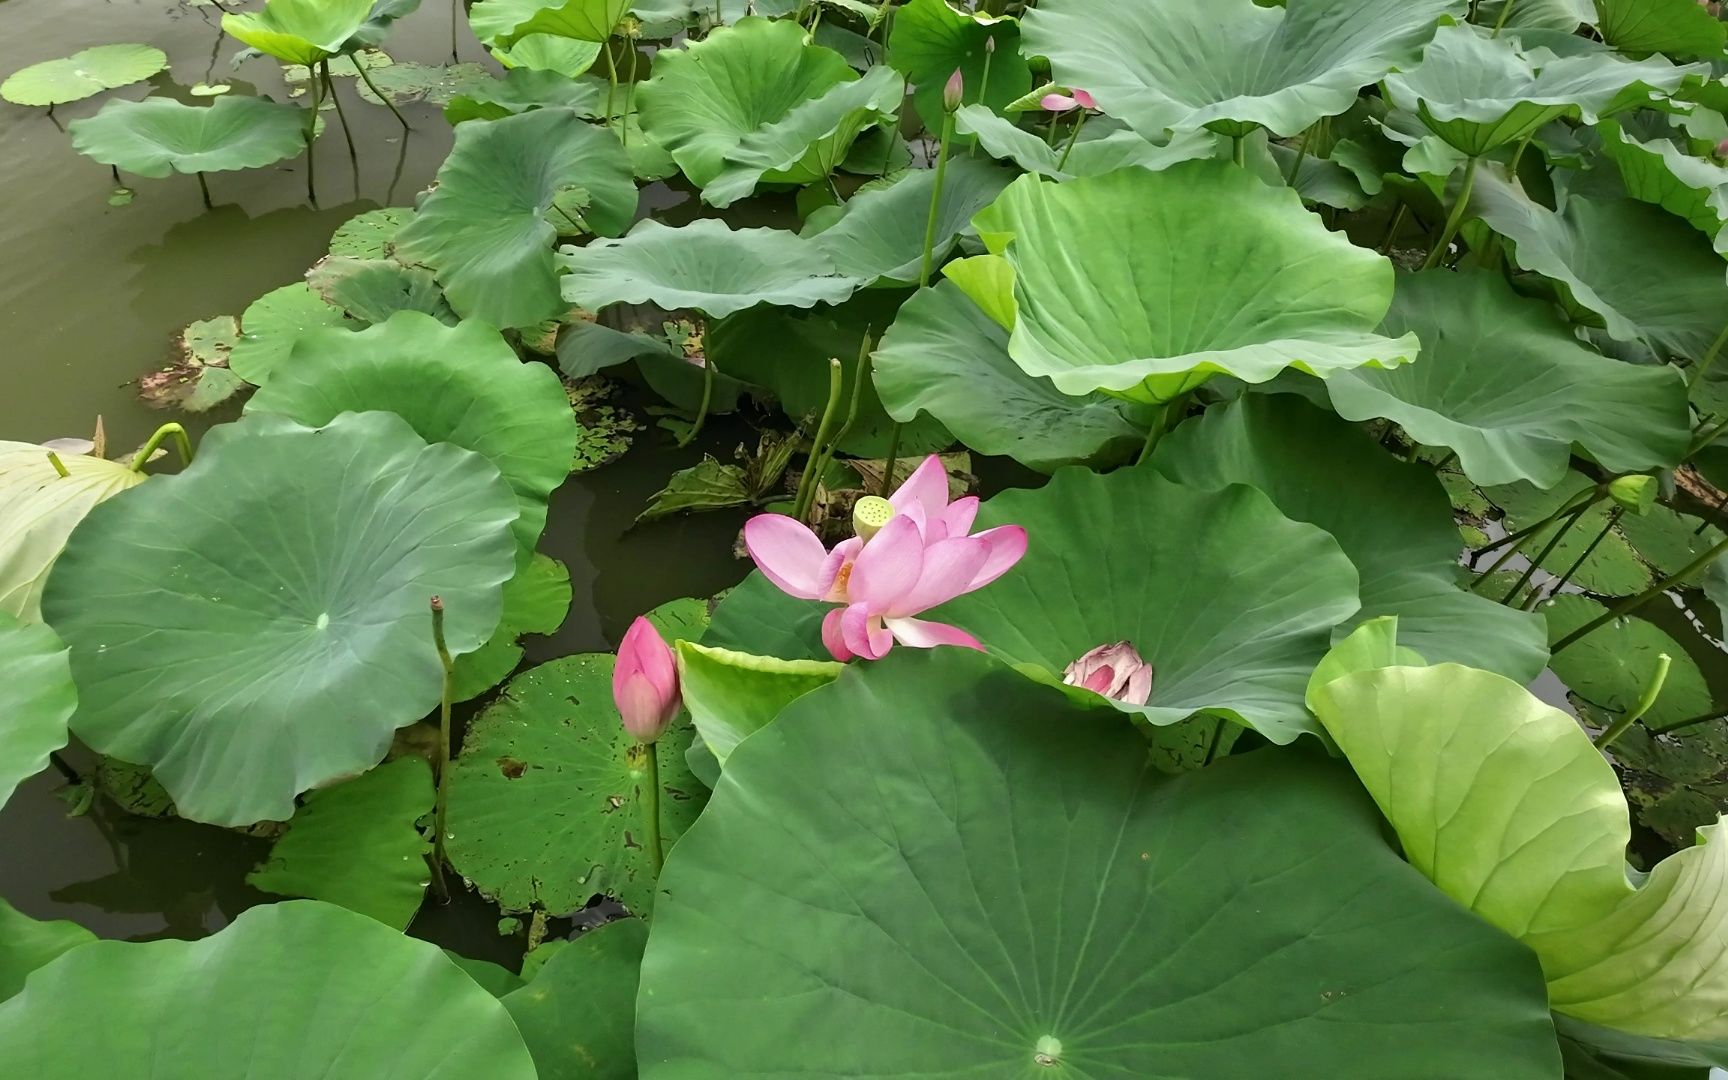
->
[[247, 756, 431, 929], [954, 105, 1217, 180], [227, 281, 350, 385], [701, 65, 905, 208], [68, 96, 308, 179], [1329, 271, 1691, 488], [1153, 393, 1548, 681], [1469, 169, 1728, 360], [0, 901, 537, 1076], [346, 0, 423, 51], [559, 218, 859, 318], [1601, 117, 1728, 255], [1540, 594, 1712, 731], [1022, 0, 1465, 139], [502, 918, 645, 1079], [935, 465, 1360, 741], [444, 654, 707, 916], [393, 108, 636, 329], [451, 553, 571, 702], [247, 310, 576, 554], [635, 17, 856, 188], [41, 411, 518, 826], [306, 256, 453, 326], [637, 649, 1562, 1078], [443, 67, 605, 124], [971, 163, 1416, 402], [0, 444, 145, 622], [0, 899, 93, 1004], [0, 614, 74, 811], [1385, 23, 1702, 155], [702, 571, 828, 661], [673, 641, 840, 766], [0, 44, 167, 107], [804, 156, 1012, 285], [468, 0, 629, 46], [873, 279, 1151, 471], [222, 0, 375, 64], [491, 33, 603, 76], [886, 0, 1031, 136], [1596, 0, 1728, 59]]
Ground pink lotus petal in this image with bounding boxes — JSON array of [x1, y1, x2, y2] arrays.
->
[[744, 514, 832, 600], [818, 535, 864, 603], [1072, 89, 1097, 110], [889, 455, 951, 522], [848, 514, 925, 611], [822, 607, 855, 662], [617, 616, 676, 695], [884, 616, 984, 652], [841, 604, 894, 660], [614, 616, 680, 743], [940, 496, 979, 540], [966, 525, 1028, 590], [1081, 666, 1115, 694], [1041, 93, 1078, 113], [887, 536, 992, 616]]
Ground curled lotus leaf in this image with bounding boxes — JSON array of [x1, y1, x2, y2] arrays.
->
[[955, 105, 1217, 180], [1600, 116, 1728, 255], [0, 614, 75, 811], [468, 0, 630, 46], [222, 0, 376, 65], [0, 442, 145, 622]]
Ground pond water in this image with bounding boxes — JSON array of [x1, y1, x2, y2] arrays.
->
[[0, 0, 752, 959]]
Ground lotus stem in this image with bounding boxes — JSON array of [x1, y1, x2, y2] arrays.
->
[[1552, 531, 1728, 654], [322, 61, 358, 163], [794, 358, 845, 521], [1536, 506, 1622, 608], [604, 41, 619, 133], [130, 422, 194, 473], [45, 451, 69, 478], [1499, 499, 1590, 605], [1232, 135, 1246, 168], [1471, 485, 1603, 563], [429, 595, 455, 901], [1593, 653, 1671, 749], [304, 62, 320, 205], [1432, 450, 1457, 472], [1135, 396, 1186, 466], [637, 740, 664, 877], [1687, 321, 1728, 387], [1468, 489, 1604, 588], [1505, 131, 1536, 179], [1284, 124, 1313, 187], [680, 352, 716, 448], [1650, 707, 1728, 736], [623, 38, 639, 149], [1422, 155, 1480, 270], [110, 164, 121, 184], [1378, 203, 1409, 254], [1696, 488, 1728, 535], [1056, 109, 1089, 172], [353, 54, 410, 131], [809, 334, 874, 487], [1492, 0, 1518, 35], [1686, 412, 1728, 462], [918, 108, 957, 287], [879, 421, 902, 497], [450, 0, 460, 63]]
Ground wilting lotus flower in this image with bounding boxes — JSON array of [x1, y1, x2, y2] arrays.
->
[[1063, 642, 1154, 705], [613, 616, 680, 744], [943, 68, 965, 112], [744, 455, 1027, 663], [1041, 88, 1097, 113]]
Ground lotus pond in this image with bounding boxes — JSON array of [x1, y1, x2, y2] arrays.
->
[[9, 0, 1728, 1075]]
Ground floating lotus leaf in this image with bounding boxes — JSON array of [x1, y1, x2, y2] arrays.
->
[[935, 464, 1360, 741], [970, 162, 1415, 402], [1, 44, 167, 107], [354, 60, 491, 106], [502, 918, 645, 1079], [1596, 0, 1728, 59], [1485, 473, 1654, 597], [1385, 22, 1702, 155], [637, 649, 1561, 1078], [0, 899, 93, 1004], [1468, 170, 1728, 359], [559, 219, 859, 318], [0, 442, 146, 622], [804, 156, 1012, 284], [636, 17, 870, 195], [451, 553, 571, 701], [886, 0, 1031, 134], [227, 281, 350, 385], [468, 0, 629, 46], [248, 310, 576, 554], [1153, 394, 1548, 682], [444, 653, 707, 916], [1541, 594, 1711, 730], [955, 105, 1217, 180], [0, 901, 537, 1076], [42, 411, 518, 826], [305, 255, 453, 324], [1022, 0, 1464, 139], [1329, 271, 1691, 488], [222, 0, 376, 65], [1600, 117, 1728, 255], [68, 96, 309, 179], [328, 206, 413, 258], [0, 614, 74, 811], [394, 108, 636, 329], [246, 756, 432, 929], [490, 33, 603, 76], [873, 279, 1153, 471]]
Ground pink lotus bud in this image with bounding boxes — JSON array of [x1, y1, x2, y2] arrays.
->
[[1072, 89, 1097, 110], [613, 616, 680, 744], [1716, 137, 1728, 159], [1062, 641, 1153, 705], [1041, 93, 1078, 113], [943, 68, 964, 112]]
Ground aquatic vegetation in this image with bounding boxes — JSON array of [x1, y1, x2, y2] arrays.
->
[[11, 0, 1728, 1074]]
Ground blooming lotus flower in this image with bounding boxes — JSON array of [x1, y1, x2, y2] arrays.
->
[[1040, 88, 1097, 113], [743, 455, 1027, 663], [1063, 642, 1153, 705], [613, 616, 680, 744]]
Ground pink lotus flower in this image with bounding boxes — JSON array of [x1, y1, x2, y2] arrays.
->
[[613, 616, 680, 744], [1041, 88, 1097, 113], [744, 455, 1027, 663], [1063, 642, 1154, 705]]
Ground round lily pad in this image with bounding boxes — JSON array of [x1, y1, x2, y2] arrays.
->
[[1, 44, 167, 107], [227, 282, 349, 385], [68, 95, 309, 179], [42, 411, 519, 826], [1540, 594, 1711, 730]]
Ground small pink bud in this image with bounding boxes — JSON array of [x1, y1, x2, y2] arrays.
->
[[613, 616, 680, 744], [943, 68, 964, 112], [1062, 642, 1153, 705], [1716, 137, 1728, 159], [1071, 89, 1097, 110]]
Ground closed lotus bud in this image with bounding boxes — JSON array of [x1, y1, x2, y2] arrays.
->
[[1716, 137, 1728, 159], [1072, 89, 1097, 110], [613, 616, 681, 744], [943, 68, 965, 112], [1608, 474, 1657, 515], [1062, 641, 1153, 705]]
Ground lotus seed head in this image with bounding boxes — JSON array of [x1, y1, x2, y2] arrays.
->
[[853, 495, 894, 541]]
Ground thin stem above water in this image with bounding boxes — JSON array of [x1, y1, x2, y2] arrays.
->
[[1422, 155, 1480, 270], [130, 422, 195, 473]]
